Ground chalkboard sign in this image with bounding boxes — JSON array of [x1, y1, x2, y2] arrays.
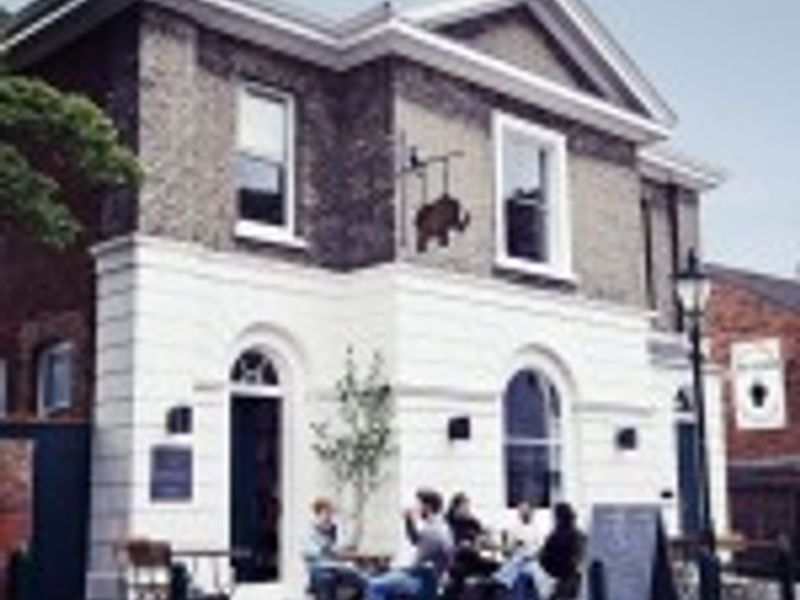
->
[[150, 445, 193, 502], [581, 504, 677, 600]]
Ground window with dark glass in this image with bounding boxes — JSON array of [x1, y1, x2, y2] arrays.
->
[[236, 86, 292, 229], [37, 341, 73, 415], [502, 127, 550, 263], [503, 370, 562, 508]]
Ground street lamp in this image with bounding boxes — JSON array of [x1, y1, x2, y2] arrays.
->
[[675, 248, 719, 600]]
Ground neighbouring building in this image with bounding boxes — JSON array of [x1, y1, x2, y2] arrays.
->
[[707, 266, 800, 553], [0, 0, 727, 598]]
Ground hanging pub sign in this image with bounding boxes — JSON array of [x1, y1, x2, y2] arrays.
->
[[731, 338, 787, 431], [150, 445, 193, 502]]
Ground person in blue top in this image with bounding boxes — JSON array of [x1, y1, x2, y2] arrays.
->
[[305, 497, 365, 600]]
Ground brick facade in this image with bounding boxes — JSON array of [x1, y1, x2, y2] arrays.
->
[[0, 1, 704, 423], [0, 440, 32, 599], [0, 12, 139, 420], [393, 58, 652, 307], [706, 272, 800, 461], [438, 6, 601, 97]]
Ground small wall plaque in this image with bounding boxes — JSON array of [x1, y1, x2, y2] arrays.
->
[[150, 445, 192, 502], [166, 406, 193, 435], [448, 416, 471, 441]]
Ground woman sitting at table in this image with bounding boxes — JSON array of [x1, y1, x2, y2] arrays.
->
[[442, 493, 499, 600], [305, 497, 365, 600]]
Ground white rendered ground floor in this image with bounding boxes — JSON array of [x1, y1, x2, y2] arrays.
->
[[86, 235, 728, 600]]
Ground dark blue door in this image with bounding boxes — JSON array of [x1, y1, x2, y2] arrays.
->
[[0, 423, 90, 600], [231, 396, 282, 584], [677, 422, 701, 536]]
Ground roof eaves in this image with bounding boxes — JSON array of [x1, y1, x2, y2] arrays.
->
[[640, 146, 727, 193], [4, 0, 671, 142]]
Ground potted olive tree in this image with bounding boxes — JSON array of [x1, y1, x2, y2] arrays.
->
[[311, 350, 396, 549]]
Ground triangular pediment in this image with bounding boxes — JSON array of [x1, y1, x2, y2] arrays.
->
[[437, 6, 604, 99], [404, 0, 675, 125]]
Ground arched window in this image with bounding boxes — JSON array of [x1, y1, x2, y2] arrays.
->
[[230, 348, 280, 392], [37, 341, 74, 415], [503, 369, 562, 508]]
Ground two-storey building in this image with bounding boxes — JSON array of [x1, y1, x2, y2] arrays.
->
[[0, 0, 726, 597]]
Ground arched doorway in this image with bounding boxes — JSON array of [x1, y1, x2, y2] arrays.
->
[[502, 369, 563, 509], [229, 348, 283, 584]]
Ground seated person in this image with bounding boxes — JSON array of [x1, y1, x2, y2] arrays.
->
[[365, 489, 453, 600], [502, 501, 541, 559], [538, 503, 584, 600], [305, 497, 365, 600], [443, 493, 499, 600], [493, 501, 545, 600]]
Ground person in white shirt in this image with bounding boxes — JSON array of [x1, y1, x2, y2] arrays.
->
[[494, 501, 552, 600], [503, 501, 542, 558]]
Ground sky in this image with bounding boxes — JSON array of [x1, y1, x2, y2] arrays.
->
[[3, 0, 798, 277]]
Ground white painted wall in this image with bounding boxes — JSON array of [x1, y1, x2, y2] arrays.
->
[[88, 236, 726, 599]]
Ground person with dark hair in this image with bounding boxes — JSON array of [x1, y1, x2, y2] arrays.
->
[[538, 503, 584, 600], [365, 488, 453, 600], [442, 493, 499, 600]]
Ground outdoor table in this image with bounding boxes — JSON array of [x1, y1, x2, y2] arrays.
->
[[336, 550, 393, 574]]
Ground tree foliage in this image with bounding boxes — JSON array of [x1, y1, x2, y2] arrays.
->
[[312, 349, 396, 547], [0, 75, 141, 247]]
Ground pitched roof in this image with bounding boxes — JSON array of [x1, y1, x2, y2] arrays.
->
[[709, 264, 800, 313], [401, 0, 676, 127], [3, 0, 675, 142]]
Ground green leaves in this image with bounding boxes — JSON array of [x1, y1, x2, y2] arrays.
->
[[0, 75, 141, 248], [311, 349, 396, 545]]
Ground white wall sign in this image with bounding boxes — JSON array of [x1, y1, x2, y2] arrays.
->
[[732, 338, 787, 431]]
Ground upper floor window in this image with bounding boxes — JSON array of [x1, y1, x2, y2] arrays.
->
[[0, 359, 7, 417], [235, 84, 300, 246], [494, 113, 572, 281], [503, 369, 562, 508], [37, 341, 73, 415]]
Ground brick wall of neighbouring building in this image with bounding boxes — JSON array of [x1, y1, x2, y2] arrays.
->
[[0, 440, 33, 600], [706, 267, 800, 461], [0, 10, 139, 420]]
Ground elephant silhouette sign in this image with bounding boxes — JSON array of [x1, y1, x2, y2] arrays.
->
[[415, 193, 471, 253]]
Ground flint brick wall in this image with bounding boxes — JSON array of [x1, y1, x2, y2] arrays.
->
[[707, 279, 800, 461], [136, 6, 395, 269], [393, 59, 649, 308]]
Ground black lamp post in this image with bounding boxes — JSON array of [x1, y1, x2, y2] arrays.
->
[[675, 248, 719, 599]]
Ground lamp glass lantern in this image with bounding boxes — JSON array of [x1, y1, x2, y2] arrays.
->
[[675, 250, 711, 318]]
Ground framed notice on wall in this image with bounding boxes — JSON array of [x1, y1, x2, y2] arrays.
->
[[732, 338, 787, 431], [150, 445, 193, 502]]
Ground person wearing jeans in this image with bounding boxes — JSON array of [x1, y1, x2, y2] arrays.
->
[[365, 489, 453, 600], [305, 497, 365, 600]]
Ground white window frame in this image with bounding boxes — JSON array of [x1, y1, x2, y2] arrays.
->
[[37, 341, 74, 416], [234, 82, 305, 249], [503, 370, 563, 509], [493, 112, 574, 282], [0, 359, 7, 418]]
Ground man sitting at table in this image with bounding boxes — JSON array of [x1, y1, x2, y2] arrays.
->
[[305, 497, 365, 600], [365, 488, 453, 600]]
